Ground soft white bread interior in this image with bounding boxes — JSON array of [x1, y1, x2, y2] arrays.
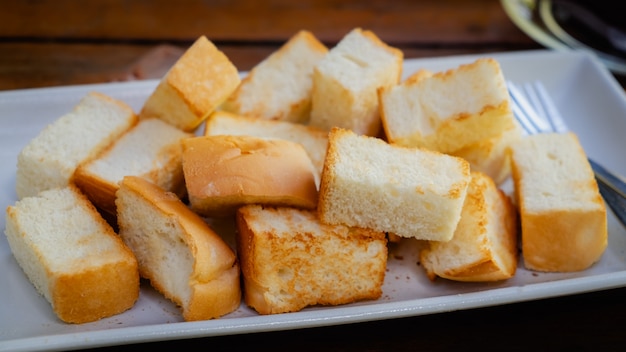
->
[[139, 35, 241, 132], [4, 185, 139, 324], [221, 30, 328, 123], [15, 92, 137, 199], [420, 171, 519, 282], [309, 28, 403, 136], [379, 58, 515, 154], [115, 176, 241, 321], [318, 127, 471, 241], [236, 204, 387, 315], [203, 110, 329, 184], [73, 118, 191, 217], [510, 132, 607, 272], [182, 135, 319, 218], [451, 123, 522, 185]]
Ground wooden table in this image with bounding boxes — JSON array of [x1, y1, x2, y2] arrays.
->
[[2, 1, 626, 350]]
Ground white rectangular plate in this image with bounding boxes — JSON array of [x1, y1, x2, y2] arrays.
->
[[2, 49, 626, 352]]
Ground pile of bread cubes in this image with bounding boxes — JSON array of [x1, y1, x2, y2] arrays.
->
[[4, 28, 608, 324]]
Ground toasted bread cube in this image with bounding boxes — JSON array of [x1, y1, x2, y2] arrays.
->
[[221, 30, 328, 123], [510, 132, 607, 272], [4, 185, 139, 323], [420, 172, 519, 282], [309, 28, 403, 136], [236, 205, 387, 314], [139, 35, 240, 132]]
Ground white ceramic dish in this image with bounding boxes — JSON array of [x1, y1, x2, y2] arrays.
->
[[2, 50, 626, 352]]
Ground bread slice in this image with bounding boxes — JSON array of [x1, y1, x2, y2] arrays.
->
[[139, 35, 240, 132], [318, 127, 471, 241], [379, 58, 516, 154], [73, 118, 192, 217], [203, 110, 329, 184], [15, 91, 137, 199], [4, 185, 139, 324], [309, 28, 403, 136], [220, 30, 328, 123], [182, 135, 318, 217], [115, 176, 240, 321], [236, 204, 387, 315], [420, 172, 519, 282], [510, 132, 607, 272]]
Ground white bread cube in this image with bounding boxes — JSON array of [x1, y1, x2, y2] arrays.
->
[[420, 172, 519, 282], [73, 118, 192, 217], [116, 176, 241, 321], [379, 58, 516, 154], [139, 35, 240, 132], [309, 28, 403, 136], [318, 127, 471, 241], [221, 30, 328, 123], [510, 132, 607, 272], [203, 110, 329, 184], [15, 92, 137, 199], [4, 185, 139, 323], [236, 205, 387, 315]]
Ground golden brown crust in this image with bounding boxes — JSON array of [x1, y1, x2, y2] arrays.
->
[[236, 205, 387, 315], [5, 185, 139, 324], [510, 133, 607, 272], [182, 135, 319, 217], [117, 176, 241, 320], [420, 172, 518, 282], [139, 36, 241, 132]]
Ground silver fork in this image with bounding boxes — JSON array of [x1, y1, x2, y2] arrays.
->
[[508, 80, 626, 229]]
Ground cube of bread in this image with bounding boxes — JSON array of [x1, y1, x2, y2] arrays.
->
[[309, 28, 403, 136], [15, 92, 137, 199], [139, 35, 240, 132], [115, 176, 241, 321], [510, 132, 607, 272], [318, 127, 471, 241], [221, 30, 328, 123], [451, 123, 522, 185], [379, 58, 516, 154], [236, 204, 387, 315], [203, 110, 329, 184], [4, 185, 139, 324], [182, 135, 319, 217], [420, 172, 519, 282], [73, 118, 192, 217]]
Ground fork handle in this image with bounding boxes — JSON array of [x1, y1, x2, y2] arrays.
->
[[588, 158, 626, 227]]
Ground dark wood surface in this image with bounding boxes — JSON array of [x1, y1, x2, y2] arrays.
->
[[2, 1, 626, 350]]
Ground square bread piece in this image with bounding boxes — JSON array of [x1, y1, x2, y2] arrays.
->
[[4, 185, 139, 324], [116, 176, 241, 321], [309, 28, 403, 137], [139, 35, 241, 132], [236, 204, 387, 315], [203, 110, 329, 184], [379, 58, 516, 154], [15, 91, 137, 199], [220, 30, 328, 123], [73, 118, 192, 217], [420, 171, 519, 282], [182, 135, 319, 218], [318, 127, 471, 241], [510, 132, 607, 272]]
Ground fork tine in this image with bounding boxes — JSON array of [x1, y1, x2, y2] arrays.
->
[[518, 82, 554, 133], [507, 82, 543, 135], [528, 81, 569, 133]]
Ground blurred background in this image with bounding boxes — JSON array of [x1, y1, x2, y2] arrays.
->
[[0, 0, 546, 91]]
